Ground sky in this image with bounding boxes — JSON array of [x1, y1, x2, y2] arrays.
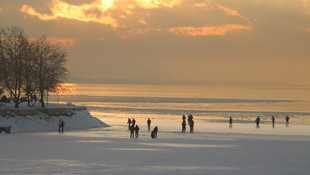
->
[[0, 0, 309, 86]]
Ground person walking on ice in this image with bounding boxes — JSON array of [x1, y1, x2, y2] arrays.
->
[[61, 120, 65, 132], [147, 118, 151, 130], [135, 125, 140, 138], [255, 116, 260, 128]]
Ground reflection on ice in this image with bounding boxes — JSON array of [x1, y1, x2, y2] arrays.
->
[[109, 148, 166, 151], [143, 165, 239, 171], [140, 142, 234, 148], [75, 140, 112, 143]]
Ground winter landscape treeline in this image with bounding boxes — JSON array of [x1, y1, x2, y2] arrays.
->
[[0, 26, 69, 108]]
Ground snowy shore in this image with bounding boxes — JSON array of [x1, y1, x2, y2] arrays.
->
[[0, 103, 109, 133]]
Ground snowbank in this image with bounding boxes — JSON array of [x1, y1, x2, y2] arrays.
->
[[0, 103, 109, 133]]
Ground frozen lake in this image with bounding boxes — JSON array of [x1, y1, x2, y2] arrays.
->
[[1, 116, 310, 175]]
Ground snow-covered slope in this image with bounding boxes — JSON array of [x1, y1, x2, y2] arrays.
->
[[0, 103, 109, 133]]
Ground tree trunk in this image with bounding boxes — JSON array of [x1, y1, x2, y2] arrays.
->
[[40, 90, 45, 108]]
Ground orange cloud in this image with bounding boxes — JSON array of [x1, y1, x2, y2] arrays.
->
[[20, 0, 252, 37], [297, 26, 310, 33], [169, 24, 252, 36], [48, 37, 77, 47], [215, 3, 252, 25], [20, 0, 118, 27]]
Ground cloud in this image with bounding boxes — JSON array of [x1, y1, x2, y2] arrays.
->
[[20, 0, 118, 27], [297, 26, 310, 33], [48, 37, 77, 47], [169, 24, 252, 36], [20, 0, 252, 37]]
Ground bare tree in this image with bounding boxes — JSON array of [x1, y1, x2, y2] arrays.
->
[[32, 36, 69, 108], [22, 40, 39, 107], [0, 26, 28, 108]]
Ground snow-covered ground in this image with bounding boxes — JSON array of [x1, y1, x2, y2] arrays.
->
[[0, 102, 109, 133], [1, 114, 310, 175]]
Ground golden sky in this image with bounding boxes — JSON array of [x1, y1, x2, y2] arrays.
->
[[0, 0, 309, 85]]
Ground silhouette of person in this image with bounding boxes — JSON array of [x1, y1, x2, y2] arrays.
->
[[127, 118, 131, 130], [182, 120, 186, 132], [61, 120, 65, 132], [132, 118, 136, 127], [286, 116, 289, 125], [189, 120, 194, 132], [229, 117, 233, 128], [182, 115, 186, 122], [135, 125, 140, 138], [58, 119, 62, 132], [147, 118, 151, 130], [272, 116, 275, 127], [151, 126, 158, 138], [130, 125, 135, 138], [255, 117, 260, 128]]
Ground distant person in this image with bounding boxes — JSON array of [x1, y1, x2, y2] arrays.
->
[[272, 116, 275, 127], [189, 120, 194, 132], [132, 118, 136, 127], [182, 120, 186, 132], [135, 125, 140, 138], [182, 115, 186, 122], [58, 119, 62, 132], [61, 120, 65, 132], [151, 126, 158, 138], [147, 118, 151, 130], [255, 117, 260, 128], [127, 118, 132, 130], [286, 116, 289, 125], [229, 117, 233, 128], [188, 114, 193, 123], [130, 125, 135, 138]]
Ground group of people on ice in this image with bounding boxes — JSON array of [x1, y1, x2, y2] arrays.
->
[[181, 114, 194, 133], [126, 114, 291, 139], [127, 118, 158, 139], [58, 119, 65, 132], [127, 118, 140, 138], [254, 115, 289, 128]]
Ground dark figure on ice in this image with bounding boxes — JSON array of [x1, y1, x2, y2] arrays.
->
[[182, 115, 186, 122], [189, 120, 194, 132], [61, 120, 65, 132], [127, 118, 132, 130], [188, 114, 193, 124], [229, 117, 233, 128], [151, 126, 158, 139], [135, 125, 140, 138], [286, 116, 289, 126], [58, 119, 62, 132], [187, 114, 194, 132], [147, 118, 151, 130], [181, 120, 186, 132], [132, 118, 136, 127], [272, 116, 275, 127], [130, 125, 135, 138], [255, 117, 260, 128]]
